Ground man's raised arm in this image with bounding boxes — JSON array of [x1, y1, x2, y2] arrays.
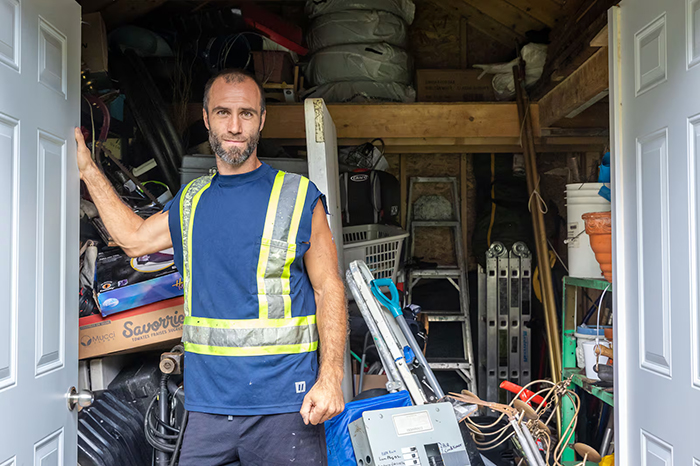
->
[[76, 128, 172, 257]]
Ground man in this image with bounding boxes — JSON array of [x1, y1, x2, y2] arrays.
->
[[76, 69, 347, 465]]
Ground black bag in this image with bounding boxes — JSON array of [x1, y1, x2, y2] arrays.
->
[[339, 170, 400, 226]]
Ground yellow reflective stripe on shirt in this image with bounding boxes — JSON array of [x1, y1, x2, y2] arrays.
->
[[179, 170, 316, 358], [184, 341, 318, 357], [179, 177, 203, 317], [287, 177, 309, 245], [281, 177, 309, 317], [256, 171, 285, 319], [185, 182, 211, 315], [184, 314, 315, 329]]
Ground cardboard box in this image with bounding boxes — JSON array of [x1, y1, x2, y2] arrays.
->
[[252, 50, 295, 84], [416, 69, 495, 102], [354, 374, 390, 392], [79, 297, 185, 360], [81, 13, 108, 73], [96, 248, 183, 316]]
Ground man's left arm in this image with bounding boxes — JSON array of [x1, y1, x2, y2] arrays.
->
[[300, 201, 348, 425]]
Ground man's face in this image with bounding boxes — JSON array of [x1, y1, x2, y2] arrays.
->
[[203, 77, 266, 167]]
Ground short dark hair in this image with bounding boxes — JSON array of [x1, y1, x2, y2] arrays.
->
[[203, 69, 266, 115]]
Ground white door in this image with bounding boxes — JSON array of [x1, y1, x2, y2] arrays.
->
[[0, 0, 80, 464], [611, 0, 700, 463], [303, 98, 354, 401]]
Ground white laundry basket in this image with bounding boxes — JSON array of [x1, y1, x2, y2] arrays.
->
[[342, 224, 409, 282]]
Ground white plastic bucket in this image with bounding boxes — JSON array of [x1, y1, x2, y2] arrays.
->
[[566, 183, 611, 279], [581, 339, 610, 380], [574, 325, 610, 369]]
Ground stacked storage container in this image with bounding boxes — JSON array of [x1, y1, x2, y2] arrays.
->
[[303, 0, 416, 102]]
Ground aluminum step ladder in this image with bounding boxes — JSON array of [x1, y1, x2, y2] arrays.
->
[[477, 241, 532, 404], [346, 260, 445, 404], [405, 176, 476, 394]]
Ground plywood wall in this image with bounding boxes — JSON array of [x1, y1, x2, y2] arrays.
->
[[382, 151, 582, 271], [409, 2, 516, 70], [385, 153, 477, 269]]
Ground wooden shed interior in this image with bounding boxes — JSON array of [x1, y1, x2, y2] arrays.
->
[[72, 0, 617, 462]]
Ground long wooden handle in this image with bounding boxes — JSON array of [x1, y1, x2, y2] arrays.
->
[[595, 344, 614, 359]]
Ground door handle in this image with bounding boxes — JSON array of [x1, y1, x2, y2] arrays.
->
[[66, 386, 94, 411]]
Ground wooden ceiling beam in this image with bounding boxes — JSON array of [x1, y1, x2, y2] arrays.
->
[[590, 24, 609, 46], [275, 140, 607, 154], [532, 0, 616, 97], [501, 0, 562, 29], [262, 103, 541, 140], [428, 0, 525, 47], [538, 47, 608, 127], [460, 0, 550, 36]]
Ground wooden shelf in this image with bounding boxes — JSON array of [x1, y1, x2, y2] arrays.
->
[[563, 276, 611, 291], [261, 102, 607, 153], [563, 367, 614, 407]]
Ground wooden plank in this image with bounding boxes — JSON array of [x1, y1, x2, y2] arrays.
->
[[533, 0, 615, 97], [429, 0, 525, 47], [585, 151, 601, 182], [538, 47, 609, 127], [590, 24, 609, 47], [502, 0, 562, 28], [274, 136, 605, 147], [461, 0, 550, 36], [547, 101, 609, 128], [262, 103, 541, 140], [381, 143, 606, 153]]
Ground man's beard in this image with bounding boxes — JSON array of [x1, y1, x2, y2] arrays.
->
[[209, 130, 260, 166]]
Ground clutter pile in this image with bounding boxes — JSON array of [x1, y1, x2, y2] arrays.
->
[[342, 259, 590, 466]]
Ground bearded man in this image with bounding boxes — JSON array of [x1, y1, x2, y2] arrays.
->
[[75, 69, 347, 466]]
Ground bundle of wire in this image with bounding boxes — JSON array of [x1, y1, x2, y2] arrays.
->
[[144, 375, 189, 466], [449, 377, 584, 466]]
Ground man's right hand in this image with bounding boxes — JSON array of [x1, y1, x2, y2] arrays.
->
[[75, 127, 96, 179], [73, 126, 173, 257]]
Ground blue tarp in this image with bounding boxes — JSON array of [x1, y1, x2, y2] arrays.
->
[[324, 391, 413, 466]]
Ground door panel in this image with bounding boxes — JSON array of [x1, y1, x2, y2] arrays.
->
[[36, 131, 66, 375], [0, 0, 20, 71], [612, 0, 700, 463], [0, 0, 79, 464], [0, 112, 18, 392], [636, 128, 672, 378], [303, 98, 354, 402]]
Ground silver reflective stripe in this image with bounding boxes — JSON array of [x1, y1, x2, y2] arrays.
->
[[263, 240, 295, 306], [182, 322, 318, 348], [259, 172, 308, 320], [271, 173, 301, 242]]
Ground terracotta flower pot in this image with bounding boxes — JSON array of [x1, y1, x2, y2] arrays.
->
[[582, 211, 612, 282]]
